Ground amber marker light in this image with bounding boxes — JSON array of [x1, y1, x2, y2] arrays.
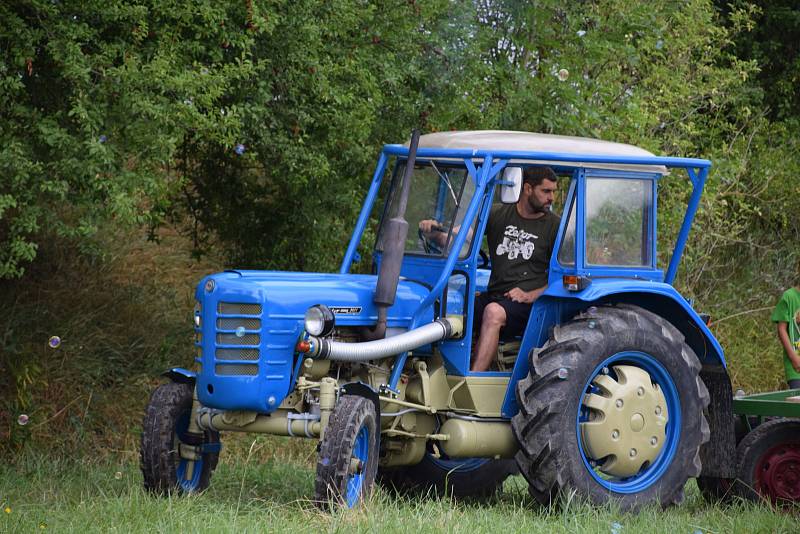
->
[[563, 274, 591, 292], [296, 340, 311, 353]]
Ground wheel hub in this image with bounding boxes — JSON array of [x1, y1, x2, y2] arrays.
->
[[755, 442, 800, 502], [580, 365, 668, 477]]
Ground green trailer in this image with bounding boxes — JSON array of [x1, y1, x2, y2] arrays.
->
[[699, 389, 800, 504]]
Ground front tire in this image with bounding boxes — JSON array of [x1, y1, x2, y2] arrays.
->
[[140, 382, 220, 494], [315, 395, 379, 508], [512, 304, 710, 511]]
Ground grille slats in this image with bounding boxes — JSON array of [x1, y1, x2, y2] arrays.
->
[[217, 317, 261, 330], [215, 364, 258, 376], [217, 302, 262, 315], [216, 333, 260, 345], [216, 348, 259, 361]]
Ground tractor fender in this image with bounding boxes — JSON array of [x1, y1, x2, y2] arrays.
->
[[161, 367, 197, 385], [544, 279, 726, 367], [502, 280, 726, 418]]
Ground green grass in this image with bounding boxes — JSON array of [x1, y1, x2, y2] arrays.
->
[[1, 449, 796, 534]]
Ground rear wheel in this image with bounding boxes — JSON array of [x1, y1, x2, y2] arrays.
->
[[512, 304, 710, 511], [140, 382, 220, 494], [736, 418, 800, 504], [315, 395, 379, 508], [379, 454, 515, 499]]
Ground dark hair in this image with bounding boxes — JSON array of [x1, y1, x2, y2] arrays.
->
[[522, 166, 558, 188]]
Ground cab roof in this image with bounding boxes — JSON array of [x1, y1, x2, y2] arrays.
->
[[410, 130, 668, 175]]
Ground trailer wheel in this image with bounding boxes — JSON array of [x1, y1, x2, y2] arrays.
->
[[378, 454, 515, 500], [140, 382, 220, 494], [736, 418, 800, 504], [315, 395, 379, 508], [512, 304, 710, 511]]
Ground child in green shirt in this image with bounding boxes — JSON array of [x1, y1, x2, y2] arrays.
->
[[771, 277, 800, 389]]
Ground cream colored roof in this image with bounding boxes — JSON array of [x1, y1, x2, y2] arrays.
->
[[411, 130, 667, 175]]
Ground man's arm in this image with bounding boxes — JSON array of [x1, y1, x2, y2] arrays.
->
[[504, 285, 547, 304], [777, 321, 800, 373]]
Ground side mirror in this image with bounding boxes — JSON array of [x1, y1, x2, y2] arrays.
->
[[500, 167, 522, 204]]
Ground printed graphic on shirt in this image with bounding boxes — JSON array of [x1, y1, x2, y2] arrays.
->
[[496, 225, 538, 260]]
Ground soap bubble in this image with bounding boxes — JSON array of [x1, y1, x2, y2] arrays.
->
[[234, 143, 246, 155], [114, 471, 123, 480], [48, 336, 61, 349], [98, 135, 108, 143], [17, 414, 29, 426], [577, 30, 586, 37], [557, 68, 569, 81]]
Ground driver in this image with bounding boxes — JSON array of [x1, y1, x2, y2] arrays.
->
[[420, 166, 559, 371]]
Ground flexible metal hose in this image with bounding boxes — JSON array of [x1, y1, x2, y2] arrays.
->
[[307, 317, 461, 361]]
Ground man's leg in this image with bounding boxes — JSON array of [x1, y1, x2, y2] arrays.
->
[[471, 303, 506, 372]]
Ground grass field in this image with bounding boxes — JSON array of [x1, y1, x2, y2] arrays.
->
[[2, 441, 797, 534]]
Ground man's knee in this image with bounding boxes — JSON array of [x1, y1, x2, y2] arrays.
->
[[482, 302, 507, 328]]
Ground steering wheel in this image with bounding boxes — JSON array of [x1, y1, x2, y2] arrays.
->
[[418, 225, 444, 255]]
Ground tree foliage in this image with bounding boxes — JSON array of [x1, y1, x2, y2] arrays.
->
[[0, 0, 261, 277], [0, 0, 798, 284]]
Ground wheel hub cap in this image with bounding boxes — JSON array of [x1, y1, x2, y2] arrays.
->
[[756, 442, 800, 502], [580, 365, 668, 477]]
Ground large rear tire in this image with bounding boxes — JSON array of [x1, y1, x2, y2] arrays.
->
[[378, 454, 515, 500], [140, 382, 220, 494], [512, 304, 710, 511]]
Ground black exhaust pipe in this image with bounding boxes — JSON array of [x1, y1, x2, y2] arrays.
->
[[362, 129, 421, 341]]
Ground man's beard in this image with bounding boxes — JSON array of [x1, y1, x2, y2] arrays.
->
[[528, 197, 550, 214]]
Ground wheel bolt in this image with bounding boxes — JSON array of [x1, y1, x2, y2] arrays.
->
[[655, 406, 662, 416], [602, 367, 609, 375], [629, 449, 637, 457], [611, 430, 620, 440], [637, 387, 645, 397], [650, 437, 658, 446], [615, 399, 624, 408]]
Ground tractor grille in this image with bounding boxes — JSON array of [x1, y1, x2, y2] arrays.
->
[[214, 301, 262, 377], [215, 363, 258, 376], [218, 302, 262, 315], [216, 348, 259, 361], [217, 317, 261, 330]]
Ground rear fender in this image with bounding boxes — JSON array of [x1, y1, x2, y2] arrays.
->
[[501, 281, 727, 417]]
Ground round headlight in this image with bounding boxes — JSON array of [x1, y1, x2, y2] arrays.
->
[[304, 304, 335, 337]]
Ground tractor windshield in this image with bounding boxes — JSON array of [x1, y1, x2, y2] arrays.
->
[[376, 161, 477, 258]]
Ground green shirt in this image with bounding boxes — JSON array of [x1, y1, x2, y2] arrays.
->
[[770, 287, 800, 381], [485, 203, 560, 295]]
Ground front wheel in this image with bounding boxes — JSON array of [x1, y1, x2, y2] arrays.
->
[[512, 304, 710, 511], [140, 382, 220, 494], [315, 395, 379, 508]]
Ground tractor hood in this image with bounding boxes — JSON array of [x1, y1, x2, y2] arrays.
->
[[196, 270, 433, 327], [192, 270, 433, 413]]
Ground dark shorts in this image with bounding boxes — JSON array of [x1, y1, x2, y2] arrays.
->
[[473, 292, 533, 338]]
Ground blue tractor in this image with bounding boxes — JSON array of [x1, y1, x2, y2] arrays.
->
[[140, 130, 735, 510]]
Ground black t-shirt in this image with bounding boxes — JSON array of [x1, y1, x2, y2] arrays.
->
[[485, 203, 560, 295]]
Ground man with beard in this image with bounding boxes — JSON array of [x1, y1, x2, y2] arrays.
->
[[420, 166, 559, 371]]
